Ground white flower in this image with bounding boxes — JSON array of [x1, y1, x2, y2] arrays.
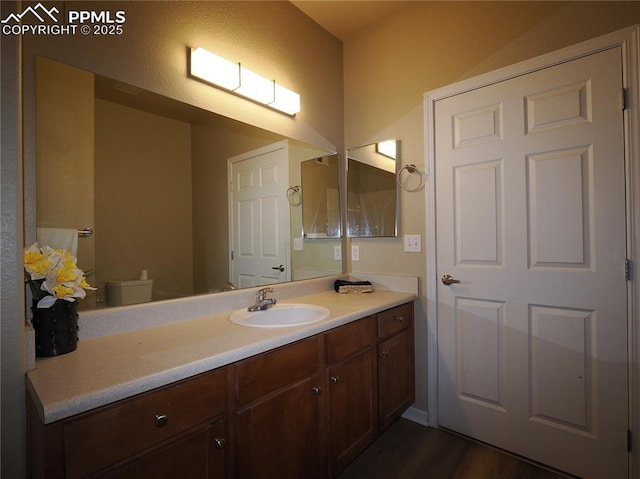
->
[[23, 242, 96, 308]]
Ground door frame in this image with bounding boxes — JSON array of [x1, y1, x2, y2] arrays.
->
[[424, 25, 640, 477]]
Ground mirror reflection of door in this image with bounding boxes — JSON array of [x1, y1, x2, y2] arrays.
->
[[301, 154, 341, 239], [228, 141, 291, 288], [347, 139, 399, 237]]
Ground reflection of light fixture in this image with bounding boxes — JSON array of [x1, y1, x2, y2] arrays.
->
[[376, 140, 397, 159], [189, 47, 300, 116]]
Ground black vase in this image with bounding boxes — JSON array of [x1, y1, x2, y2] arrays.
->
[[32, 299, 79, 357]]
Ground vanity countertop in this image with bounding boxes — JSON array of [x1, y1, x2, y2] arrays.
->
[[27, 289, 416, 424]]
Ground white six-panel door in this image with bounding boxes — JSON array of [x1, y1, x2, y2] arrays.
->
[[229, 141, 291, 289], [435, 47, 628, 478]]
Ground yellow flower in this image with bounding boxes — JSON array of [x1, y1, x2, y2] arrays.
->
[[23, 250, 52, 277], [52, 283, 75, 299], [79, 276, 92, 289], [56, 267, 77, 283], [61, 251, 77, 268]]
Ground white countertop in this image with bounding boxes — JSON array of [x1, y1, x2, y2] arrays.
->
[[27, 289, 416, 424]]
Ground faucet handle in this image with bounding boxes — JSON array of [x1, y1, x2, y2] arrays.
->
[[257, 287, 274, 300]]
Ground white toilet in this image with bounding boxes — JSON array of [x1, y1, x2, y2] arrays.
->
[[106, 279, 153, 306]]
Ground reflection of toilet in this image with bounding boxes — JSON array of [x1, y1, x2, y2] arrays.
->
[[106, 279, 153, 306]]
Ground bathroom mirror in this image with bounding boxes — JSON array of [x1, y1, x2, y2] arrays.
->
[[33, 56, 343, 310], [301, 154, 341, 239], [347, 139, 399, 237]]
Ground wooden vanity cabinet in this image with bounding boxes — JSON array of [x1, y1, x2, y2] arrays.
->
[[324, 316, 377, 477], [28, 301, 415, 479], [231, 336, 325, 479], [377, 302, 415, 431]]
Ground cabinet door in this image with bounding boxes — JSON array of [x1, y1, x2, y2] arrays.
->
[[234, 375, 323, 479], [378, 327, 415, 430], [327, 348, 376, 477], [101, 419, 227, 479]]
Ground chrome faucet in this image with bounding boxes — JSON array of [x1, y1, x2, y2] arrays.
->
[[248, 287, 277, 312]]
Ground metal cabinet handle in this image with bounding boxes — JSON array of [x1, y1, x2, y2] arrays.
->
[[213, 437, 227, 450], [312, 386, 322, 395], [330, 376, 340, 384], [394, 315, 404, 322], [154, 414, 169, 428], [272, 264, 285, 272], [381, 350, 390, 357], [441, 274, 460, 285]]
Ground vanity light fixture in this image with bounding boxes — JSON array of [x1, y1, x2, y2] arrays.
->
[[189, 47, 301, 116]]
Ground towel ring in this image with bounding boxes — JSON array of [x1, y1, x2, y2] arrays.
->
[[397, 164, 423, 192], [287, 186, 302, 206]]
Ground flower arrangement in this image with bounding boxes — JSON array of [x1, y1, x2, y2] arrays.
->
[[23, 242, 96, 308]]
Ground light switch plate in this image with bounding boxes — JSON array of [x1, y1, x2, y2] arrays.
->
[[293, 237, 303, 251], [404, 234, 421, 253], [352, 245, 360, 261], [333, 245, 342, 261]]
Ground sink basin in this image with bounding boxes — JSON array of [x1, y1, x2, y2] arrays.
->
[[229, 303, 330, 328]]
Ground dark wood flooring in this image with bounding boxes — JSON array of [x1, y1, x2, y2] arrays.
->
[[336, 419, 570, 479]]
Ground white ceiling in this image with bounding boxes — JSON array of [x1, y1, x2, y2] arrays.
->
[[290, 1, 411, 41]]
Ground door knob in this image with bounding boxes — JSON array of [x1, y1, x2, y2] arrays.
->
[[441, 274, 460, 286], [272, 264, 285, 272]]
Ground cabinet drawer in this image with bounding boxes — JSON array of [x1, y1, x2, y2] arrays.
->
[[234, 336, 320, 407], [325, 315, 376, 364], [63, 367, 227, 479], [100, 419, 226, 479], [377, 302, 413, 339]]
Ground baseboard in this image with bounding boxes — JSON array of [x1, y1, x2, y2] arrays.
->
[[401, 406, 429, 426]]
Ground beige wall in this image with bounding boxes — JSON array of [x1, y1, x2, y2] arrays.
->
[[36, 57, 97, 308], [344, 1, 640, 412], [95, 100, 193, 303], [2, 2, 26, 476]]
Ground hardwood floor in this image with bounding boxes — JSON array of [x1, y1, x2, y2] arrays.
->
[[336, 419, 570, 479]]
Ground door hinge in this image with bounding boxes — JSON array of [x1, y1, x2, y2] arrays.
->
[[621, 88, 628, 111], [231, 250, 234, 261], [625, 258, 632, 281], [628, 429, 632, 452]]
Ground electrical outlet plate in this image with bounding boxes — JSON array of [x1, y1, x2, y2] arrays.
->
[[293, 237, 304, 251], [404, 234, 421, 253], [351, 245, 360, 261], [333, 245, 342, 261]]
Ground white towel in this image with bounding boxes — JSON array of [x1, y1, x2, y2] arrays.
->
[[37, 227, 78, 256]]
